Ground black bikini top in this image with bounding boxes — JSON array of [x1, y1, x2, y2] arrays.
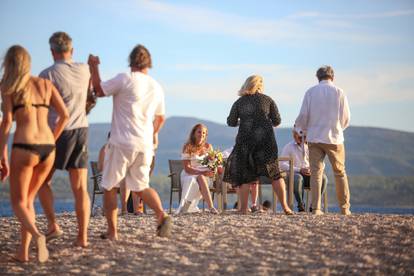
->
[[12, 79, 50, 114], [12, 103, 50, 114]]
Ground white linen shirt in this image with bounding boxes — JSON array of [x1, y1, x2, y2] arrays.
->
[[279, 141, 309, 172], [101, 72, 165, 151], [295, 80, 350, 144]]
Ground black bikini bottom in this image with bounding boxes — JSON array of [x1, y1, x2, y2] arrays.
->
[[12, 143, 55, 162]]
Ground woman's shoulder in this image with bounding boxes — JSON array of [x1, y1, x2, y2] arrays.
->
[[258, 93, 276, 104], [182, 143, 190, 152], [181, 144, 192, 160], [31, 77, 53, 89], [182, 143, 192, 155], [258, 93, 272, 100], [31, 77, 54, 100]]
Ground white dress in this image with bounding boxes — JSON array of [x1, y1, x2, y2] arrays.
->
[[176, 153, 212, 214]]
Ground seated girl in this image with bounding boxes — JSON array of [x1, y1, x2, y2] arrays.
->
[[176, 124, 218, 214]]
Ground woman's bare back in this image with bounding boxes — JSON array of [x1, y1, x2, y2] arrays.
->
[[12, 77, 55, 144]]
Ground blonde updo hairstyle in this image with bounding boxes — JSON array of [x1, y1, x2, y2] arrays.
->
[[238, 75, 264, 96], [0, 45, 32, 107]]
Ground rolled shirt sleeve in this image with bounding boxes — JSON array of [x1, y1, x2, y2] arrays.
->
[[101, 73, 127, 96], [294, 91, 310, 133], [154, 83, 165, 116], [340, 90, 351, 130]]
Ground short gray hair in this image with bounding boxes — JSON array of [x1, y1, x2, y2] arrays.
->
[[316, 65, 334, 81], [49, 31, 72, 53]]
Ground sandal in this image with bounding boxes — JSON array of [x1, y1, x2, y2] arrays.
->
[[157, 215, 172, 238], [45, 229, 63, 242], [251, 205, 263, 213], [284, 209, 295, 216], [208, 208, 219, 214]]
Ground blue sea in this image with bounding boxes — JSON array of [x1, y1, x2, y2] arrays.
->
[[0, 199, 413, 217]]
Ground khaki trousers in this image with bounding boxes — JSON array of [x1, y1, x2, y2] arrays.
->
[[309, 143, 350, 213]]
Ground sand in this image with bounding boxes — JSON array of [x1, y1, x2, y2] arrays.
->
[[1, 211, 413, 275]]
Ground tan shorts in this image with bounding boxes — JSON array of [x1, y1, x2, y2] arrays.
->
[[101, 144, 153, 192]]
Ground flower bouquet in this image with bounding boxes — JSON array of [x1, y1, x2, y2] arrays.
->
[[200, 148, 224, 173]]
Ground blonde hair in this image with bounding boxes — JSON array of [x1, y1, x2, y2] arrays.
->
[[0, 45, 32, 107], [183, 124, 208, 155], [238, 75, 264, 96]]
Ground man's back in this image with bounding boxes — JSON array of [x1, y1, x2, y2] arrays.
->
[[296, 80, 350, 144], [102, 71, 165, 151], [40, 61, 89, 130]]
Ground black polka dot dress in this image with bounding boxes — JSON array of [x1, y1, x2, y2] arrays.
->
[[223, 93, 282, 187]]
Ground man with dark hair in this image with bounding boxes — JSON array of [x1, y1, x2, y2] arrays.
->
[[295, 65, 351, 215], [38, 31, 91, 247], [129, 45, 152, 70], [88, 44, 172, 240]]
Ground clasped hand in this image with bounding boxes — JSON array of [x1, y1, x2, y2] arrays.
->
[[300, 167, 311, 176], [88, 54, 100, 67], [202, 170, 215, 178], [0, 158, 9, 182]]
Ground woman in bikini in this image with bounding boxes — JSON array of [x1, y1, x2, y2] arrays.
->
[[0, 45, 69, 263]]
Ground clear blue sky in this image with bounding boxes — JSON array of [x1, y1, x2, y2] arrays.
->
[[1, 0, 413, 132]]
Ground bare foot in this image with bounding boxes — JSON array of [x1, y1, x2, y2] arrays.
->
[[46, 224, 61, 236], [45, 228, 64, 242], [36, 235, 49, 263], [283, 208, 294, 215], [75, 238, 89, 248], [157, 215, 172, 238], [11, 255, 29, 263], [99, 232, 118, 241], [237, 208, 249, 215]]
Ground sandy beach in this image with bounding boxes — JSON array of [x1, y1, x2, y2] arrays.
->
[[1, 211, 413, 275]]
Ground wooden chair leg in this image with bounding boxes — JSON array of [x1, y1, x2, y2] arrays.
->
[[90, 192, 96, 217], [169, 188, 173, 214], [323, 189, 328, 213], [217, 194, 223, 211], [272, 191, 277, 213], [258, 184, 263, 206], [305, 190, 310, 212]]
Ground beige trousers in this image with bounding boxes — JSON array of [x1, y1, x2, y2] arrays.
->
[[309, 143, 350, 213]]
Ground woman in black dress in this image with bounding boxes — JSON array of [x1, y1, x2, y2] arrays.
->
[[223, 75, 293, 215]]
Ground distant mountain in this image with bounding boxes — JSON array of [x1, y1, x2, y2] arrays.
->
[[88, 116, 414, 176]]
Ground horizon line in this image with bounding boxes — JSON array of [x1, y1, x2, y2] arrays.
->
[[88, 116, 414, 134]]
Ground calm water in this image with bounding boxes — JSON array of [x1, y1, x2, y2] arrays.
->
[[0, 200, 413, 217]]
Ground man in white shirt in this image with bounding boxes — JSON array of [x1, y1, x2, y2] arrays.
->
[[88, 45, 172, 240], [279, 127, 327, 212], [295, 65, 351, 215]]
